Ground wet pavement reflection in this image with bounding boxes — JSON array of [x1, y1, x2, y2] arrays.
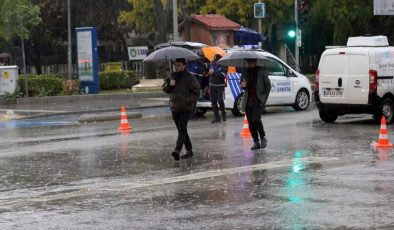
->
[[1, 109, 394, 228]]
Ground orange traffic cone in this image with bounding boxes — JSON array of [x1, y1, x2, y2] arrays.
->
[[240, 114, 252, 137], [118, 105, 132, 132], [375, 116, 392, 148]]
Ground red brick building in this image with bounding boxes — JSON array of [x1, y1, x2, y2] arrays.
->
[[179, 14, 241, 48]]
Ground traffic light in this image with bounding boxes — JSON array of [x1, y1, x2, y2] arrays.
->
[[298, 0, 309, 24], [288, 30, 296, 38], [285, 23, 296, 39]]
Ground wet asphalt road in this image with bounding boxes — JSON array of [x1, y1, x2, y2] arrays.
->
[[1, 106, 394, 229]]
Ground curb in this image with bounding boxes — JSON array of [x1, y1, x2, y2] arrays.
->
[[16, 92, 167, 105], [13, 104, 169, 120], [79, 112, 143, 123]]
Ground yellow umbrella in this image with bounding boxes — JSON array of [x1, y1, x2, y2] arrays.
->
[[201, 46, 226, 62], [201, 46, 236, 73]]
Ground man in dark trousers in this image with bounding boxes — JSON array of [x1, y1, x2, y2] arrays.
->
[[208, 54, 227, 123], [162, 58, 200, 161], [240, 59, 271, 150]]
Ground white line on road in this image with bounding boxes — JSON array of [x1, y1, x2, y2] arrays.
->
[[0, 157, 339, 210]]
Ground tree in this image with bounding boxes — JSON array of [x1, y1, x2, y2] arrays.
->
[[120, 0, 295, 44], [119, 0, 171, 42], [17, 0, 132, 73], [299, 0, 394, 72], [199, 0, 293, 30], [0, 0, 41, 41]]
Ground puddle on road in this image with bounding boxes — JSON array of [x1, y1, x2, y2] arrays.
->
[[0, 120, 75, 131]]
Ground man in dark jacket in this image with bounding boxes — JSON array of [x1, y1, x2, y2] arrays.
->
[[240, 59, 271, 150], [163, 58, 200, 161], [208, 54, 228, 123]]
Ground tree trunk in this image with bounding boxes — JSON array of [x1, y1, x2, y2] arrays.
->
[[181, 0, 190, 41], [152, 0, 170, 43]]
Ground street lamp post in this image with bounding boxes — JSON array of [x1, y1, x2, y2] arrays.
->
[[258, 0, 262, 34], [17, 8, 28, 97], [20, 24, 28, 97], [67, 0, 72, 80], [295, 0, 300, 72], [173, 0, 179, 41]]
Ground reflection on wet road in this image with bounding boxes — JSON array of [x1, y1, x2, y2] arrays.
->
[[1, 109, 394, 229]]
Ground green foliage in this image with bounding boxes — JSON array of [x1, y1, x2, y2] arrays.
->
[[119, 0, 157, 33], [199, 0, 293, 28], [306, 0, 373, 45], [15, 72, 139, 97], [18, 74, 63, 97], [120, 0, 294, 34], [0, 0, 41, 41], [99, 71, 139, 91], [3, 90, 23, 101]]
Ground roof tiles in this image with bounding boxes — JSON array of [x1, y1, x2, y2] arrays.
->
[[191, 14, 240, 30]]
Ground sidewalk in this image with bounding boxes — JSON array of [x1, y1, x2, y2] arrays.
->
[[0, 92, 169, 119]]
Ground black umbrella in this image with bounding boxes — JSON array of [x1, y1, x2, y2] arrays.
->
[[217, 50, 267, 67], [143, 46, 199, 63], [155, 41, 207, 50], [0, 53, 12, 58]]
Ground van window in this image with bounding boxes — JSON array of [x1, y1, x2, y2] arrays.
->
[[348, 55, 368, 75], [267, 58, 286, 76], [321, 55, 348, 75]]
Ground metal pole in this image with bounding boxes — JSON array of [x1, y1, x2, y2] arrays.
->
[[17, 10, 28, 97], [258, 0, 262, 34], [295, 0, 300, 72], [21, 36, 28, 97], [173, 0, 179, 41], [258, 0, 263, 48], [67, 0, 72, 79]]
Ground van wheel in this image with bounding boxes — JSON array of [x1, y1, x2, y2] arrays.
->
[[319, 110, 338, 123], [293, 89, 310, 111], [194, 107, 207, 117], [375, 98, 394, 124], [232, 94, 245, 117]]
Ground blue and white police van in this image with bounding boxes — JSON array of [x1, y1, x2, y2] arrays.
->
[[195, 50, 312, 116]]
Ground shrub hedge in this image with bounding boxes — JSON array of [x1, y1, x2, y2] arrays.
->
[[17, 71, 139, 97], [18, 74, 63, 97], [99, 71, 139, 90]]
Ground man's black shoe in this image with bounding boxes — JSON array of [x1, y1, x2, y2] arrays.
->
[[222, 112, 226, 121], [181, 150, 194, 159], [251, 141, 261, 150], [261, 137, 267, 149], [171, 151, 180, 161], [211, 119, 221, 123]]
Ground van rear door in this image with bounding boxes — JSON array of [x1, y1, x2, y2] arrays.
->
[[346, 51, 369, 104], [319, 51, 349, 104]]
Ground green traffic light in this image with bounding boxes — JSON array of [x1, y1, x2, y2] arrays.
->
[[288, 30, 296, 38]]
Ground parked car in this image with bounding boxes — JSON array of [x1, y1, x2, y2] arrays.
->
[[195, 49, 312, 116], [315, 35, 394, 123]]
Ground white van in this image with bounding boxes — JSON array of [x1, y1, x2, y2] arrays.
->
[[315, 35, 394, 123], [195, 50, 312, 116]]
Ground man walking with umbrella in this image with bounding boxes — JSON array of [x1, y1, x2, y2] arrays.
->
[[144, 46, 200, 161], [162, 58, 200, 160], [217, 50, 271, 150], [241, 58, 271, 150]]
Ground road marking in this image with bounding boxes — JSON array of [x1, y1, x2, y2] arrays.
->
[[0, 157, 339, 209], [115, 157, 338, 190]]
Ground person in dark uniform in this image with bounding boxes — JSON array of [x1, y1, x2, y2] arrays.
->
[[186, 56, 209, 100], [208, 54, 227, 123], [240, 59, 271, 150], [162, 58, 200, 161]]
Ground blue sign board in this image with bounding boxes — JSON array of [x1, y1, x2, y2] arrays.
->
[[76, 27, 99, 94], [254, 3, 266, 18]]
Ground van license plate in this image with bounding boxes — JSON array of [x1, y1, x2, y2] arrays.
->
[[323, 89, 343, 97]]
